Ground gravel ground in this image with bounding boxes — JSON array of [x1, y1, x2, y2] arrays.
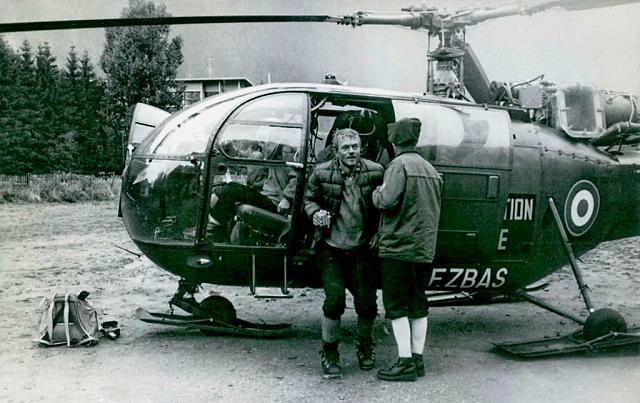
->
[[0, 201, 638, 402]]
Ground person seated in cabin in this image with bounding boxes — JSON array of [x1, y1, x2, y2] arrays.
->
[[245, 143, 269, 191], [208, 143, 298, 245], [261, 144, 298, 214]]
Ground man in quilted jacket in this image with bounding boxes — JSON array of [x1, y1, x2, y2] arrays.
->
[[304, 128, 384, 379]]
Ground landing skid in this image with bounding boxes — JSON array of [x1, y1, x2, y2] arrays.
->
[[494, 328, 640, 358], [136, 280, 291, 338], [135, 308, 291, 338], [492, 198, 636, 357]]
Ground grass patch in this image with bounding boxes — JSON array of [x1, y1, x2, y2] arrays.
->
[[0, 173, 121, 203]]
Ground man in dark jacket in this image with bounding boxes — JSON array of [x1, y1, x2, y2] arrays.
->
[[304, 128, 384, 379], [372, 117, 442, 382]]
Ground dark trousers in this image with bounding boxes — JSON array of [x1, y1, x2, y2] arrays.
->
[[317, 242, 377, 321], [380, 257, 430, 320]]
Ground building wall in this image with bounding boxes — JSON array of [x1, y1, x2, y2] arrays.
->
[[178, 78, 253, 107]]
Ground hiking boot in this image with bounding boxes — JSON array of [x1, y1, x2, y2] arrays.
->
[[377, 357, 417, 382], [356, 341, 376, 371], [320, 347, 342, 379], [413, 353, 425, 377]]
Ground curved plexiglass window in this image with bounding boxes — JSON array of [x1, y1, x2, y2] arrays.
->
[[153, 106, 231, 155], [219, 124, 302, 161], [234, 93, 306, 124], [122, 158, 203, 244], [217, 93, 306, 162], [392, 101, 511, 168], [136, 97, 243, 156]]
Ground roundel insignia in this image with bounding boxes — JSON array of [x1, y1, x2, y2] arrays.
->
[[564, 180, 600, 237]]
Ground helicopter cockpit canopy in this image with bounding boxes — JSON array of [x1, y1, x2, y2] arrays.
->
[[122, 89, 259, 245], [135, 89, 255, 158], [123, 88, 310, 246]]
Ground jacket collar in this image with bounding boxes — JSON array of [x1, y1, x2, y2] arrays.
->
[[331, 157, 362, 176], [397, 150, 420, 157]]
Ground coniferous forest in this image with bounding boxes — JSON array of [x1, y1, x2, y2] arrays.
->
[[0, 0, 184, 176]]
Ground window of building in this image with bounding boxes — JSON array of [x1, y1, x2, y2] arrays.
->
[[183, 90, 201, 106]]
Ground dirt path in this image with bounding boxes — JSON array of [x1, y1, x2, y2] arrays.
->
[[0, 202, 638, 402]]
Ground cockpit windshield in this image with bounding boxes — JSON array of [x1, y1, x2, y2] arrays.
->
[[134, 88, 263, 157]]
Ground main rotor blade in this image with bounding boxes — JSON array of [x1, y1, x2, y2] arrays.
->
[[461, 0, 639, 26], [0, 15, 339, 33], [531, 0, 639, 12], [5, 1, 636, 34], [532, 0, 639, 10]]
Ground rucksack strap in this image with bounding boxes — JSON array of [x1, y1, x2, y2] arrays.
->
[[46, 293, 56, 343], [64, 293, 71, 346]]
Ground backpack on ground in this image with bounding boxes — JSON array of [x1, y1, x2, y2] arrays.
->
[[35, 291, 100, 347]]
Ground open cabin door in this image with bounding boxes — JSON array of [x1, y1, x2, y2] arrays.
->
[[127, 103, 171, 164], [203, 92, 309, 294]]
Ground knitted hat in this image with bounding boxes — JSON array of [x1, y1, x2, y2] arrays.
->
[[387, 117, 421, 146]]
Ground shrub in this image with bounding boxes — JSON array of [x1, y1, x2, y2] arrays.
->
[[0, 173, 121, 203]]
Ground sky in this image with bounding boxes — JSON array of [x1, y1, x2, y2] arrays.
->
[[1, 0, 639, 95]]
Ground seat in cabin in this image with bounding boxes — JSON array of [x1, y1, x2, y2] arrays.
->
[[232, 204, 291, 246]]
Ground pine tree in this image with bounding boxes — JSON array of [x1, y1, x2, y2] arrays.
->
[[0, 40, 108, 175], [77, 50, 106, 173], [64, 46, 80, 84], [61, 46, 81, 126], [0, 36, 19, 173], [17, 40, 37, 110], [34, 42, 73, 172], [0, 36, 17, 113], [59, 46, 84, 171], [9, 40, 43, 174]]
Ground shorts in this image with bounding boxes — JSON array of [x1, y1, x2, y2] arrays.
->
[[380, 257, 430, 320]]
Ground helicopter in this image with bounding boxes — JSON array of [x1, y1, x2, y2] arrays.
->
[[3, 0, 640, 356]]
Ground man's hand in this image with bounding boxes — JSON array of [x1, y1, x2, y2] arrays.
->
[[312, 209, 332, 227], [278, 198, 291, 213], [369, 232, 380, 249]]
